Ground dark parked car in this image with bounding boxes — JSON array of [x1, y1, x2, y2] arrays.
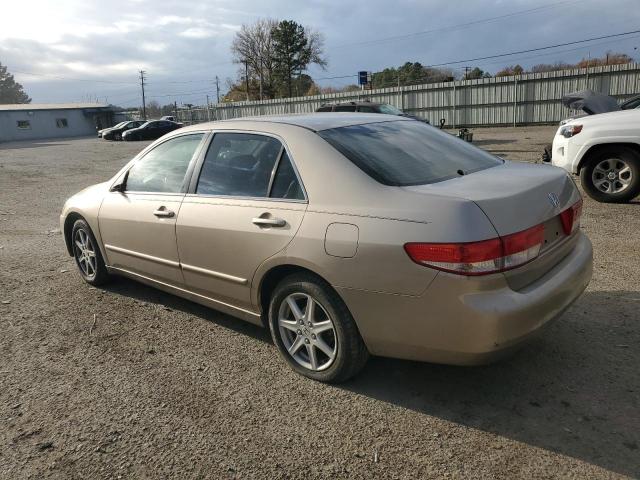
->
[[102, 121, 146, 141], [316, 101, 429, 123], [122, 120, 183, 141]]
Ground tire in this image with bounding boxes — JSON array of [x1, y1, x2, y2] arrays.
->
[[71, 219, 110, 286], [114, 132, 122, 141], [268, 273, 369, 383], [580, 146, 640, 203]]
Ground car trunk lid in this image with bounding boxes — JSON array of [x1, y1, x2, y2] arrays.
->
[[403, 161, 582, 289]]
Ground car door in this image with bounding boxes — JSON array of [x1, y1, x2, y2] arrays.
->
[[99, 132, 207, 285], [176, 131, 307, 311]]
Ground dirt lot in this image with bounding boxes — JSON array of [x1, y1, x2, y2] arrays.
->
[[1, 126, 638, 479]]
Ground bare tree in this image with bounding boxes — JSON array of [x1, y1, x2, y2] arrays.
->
[[231, 18, 278, 100]]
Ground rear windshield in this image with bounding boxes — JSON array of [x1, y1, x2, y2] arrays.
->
[[318, 120, 503, 186]]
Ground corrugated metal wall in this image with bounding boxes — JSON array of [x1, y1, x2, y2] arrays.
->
[[177, 63, 640, 127]]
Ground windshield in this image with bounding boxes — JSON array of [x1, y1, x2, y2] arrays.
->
[[112, 122, 127, 128], [378, 104, 403, 115], [318, 120, 503, 186]]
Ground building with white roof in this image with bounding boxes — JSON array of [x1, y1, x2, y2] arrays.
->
[[0, 103, 119, 142]]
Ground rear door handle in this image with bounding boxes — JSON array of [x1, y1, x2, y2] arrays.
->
[[252, 217, 286, 227], [153, 207, 175, 218]]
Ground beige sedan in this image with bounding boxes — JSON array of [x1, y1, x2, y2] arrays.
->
[[61, 114, 593, 382]]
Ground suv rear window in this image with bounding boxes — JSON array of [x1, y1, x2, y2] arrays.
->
[[318, 120, 503, 186]]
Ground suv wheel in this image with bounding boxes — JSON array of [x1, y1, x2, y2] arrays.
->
[[580, 146, 640, 203]]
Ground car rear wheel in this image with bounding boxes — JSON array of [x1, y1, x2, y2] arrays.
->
[[71, 219, 110, 286], [114, 132, 122, 141], [268, 273, 369, 383], [580, 146, 640, 203]]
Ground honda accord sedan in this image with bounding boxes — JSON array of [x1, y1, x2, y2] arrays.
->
[[60, 114, 593, 382]]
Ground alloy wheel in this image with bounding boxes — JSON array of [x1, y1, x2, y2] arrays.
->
[[592, 158, 633, 194], [277, 293, 337, 371], [74, 228, 97, 279]]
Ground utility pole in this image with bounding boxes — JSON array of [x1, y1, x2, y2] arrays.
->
[[215, 76, 220, 104], [139, 70, 147, 120], [463, 66, 471, 80], [206, 95, 211, 121], [244, 62, 250, 101]]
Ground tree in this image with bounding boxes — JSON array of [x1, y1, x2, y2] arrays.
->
[[371, 62, 455, 88], [464, 67, 490, 80], [0, 62, 31, 104], [231, 18, 278, 100], [495, 64, 524, 77], [271, 20, 327, 98]]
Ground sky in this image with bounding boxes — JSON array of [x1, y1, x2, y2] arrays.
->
[[1, 0, 640, 107]]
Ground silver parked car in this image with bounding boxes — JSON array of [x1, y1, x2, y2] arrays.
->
[[61, 114, 593, 382]]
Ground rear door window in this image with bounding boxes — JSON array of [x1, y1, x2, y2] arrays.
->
[[270, 151, 304, 200], [196, 133, 283, 198], [318, 120, 503, 186], [316, 106, 333, 112]]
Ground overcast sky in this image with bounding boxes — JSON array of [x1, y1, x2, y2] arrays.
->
[[1, 0, 640, 106]]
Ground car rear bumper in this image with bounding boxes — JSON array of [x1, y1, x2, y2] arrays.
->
[[337, 232, 593, 365]]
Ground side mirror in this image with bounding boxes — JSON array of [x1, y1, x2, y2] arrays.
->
[[109, 171, 129, 193]]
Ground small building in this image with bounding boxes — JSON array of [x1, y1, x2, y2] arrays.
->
[[0, 103, 119, 142]]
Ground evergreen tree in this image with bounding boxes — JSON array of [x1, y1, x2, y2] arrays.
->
[[0, 63, 31, 104]]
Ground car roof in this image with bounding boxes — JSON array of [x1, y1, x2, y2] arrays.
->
[[180, 113, 411, 133], [322, 101, 384, 107]]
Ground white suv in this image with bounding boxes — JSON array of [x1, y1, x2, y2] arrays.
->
[[551, 109, 640, 203]]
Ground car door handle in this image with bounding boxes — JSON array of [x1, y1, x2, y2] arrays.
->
[[252, 217, 286, 227], [153, 207, 175, 218]]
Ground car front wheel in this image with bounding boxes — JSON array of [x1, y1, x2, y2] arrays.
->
[[268, 273, 369, 383], [580, 146, 640, 203], [71, 219, 110, 286]]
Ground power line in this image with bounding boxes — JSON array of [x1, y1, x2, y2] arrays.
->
[[11, 69, 138, 84], [331, 0, 579, 49], [313, 28, 640, 82], [427, 29, 640, 68]]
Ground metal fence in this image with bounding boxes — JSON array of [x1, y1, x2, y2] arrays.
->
[[176, 63, 640, 128]]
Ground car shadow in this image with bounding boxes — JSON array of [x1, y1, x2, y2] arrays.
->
[[472, 138, 516, 146], [342, 289, 640, 477], [102, 277, 271, 344], [100, 280, 638, 476]]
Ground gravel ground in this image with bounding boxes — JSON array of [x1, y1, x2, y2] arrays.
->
[[1, 127, 638, 479]]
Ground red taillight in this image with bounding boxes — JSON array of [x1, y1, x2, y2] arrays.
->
[[404, 224, 545, 276], [559, 198, 583, 235]]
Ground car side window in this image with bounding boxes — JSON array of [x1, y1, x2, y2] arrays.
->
[[270, 151, 304, 200], [196, 133, 283, 198], [334, 105, 357, 112], [316, 106, 332, 112], [358, 106, 377, 113], [126, 134, 204, 193]]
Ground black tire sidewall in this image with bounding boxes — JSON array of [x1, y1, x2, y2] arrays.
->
[[268, 274, 367, 383], [71, 219, 110, 286], [580, 147, 640, 203]]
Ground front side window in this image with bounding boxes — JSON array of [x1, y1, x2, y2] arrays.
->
[[316, 106, 332, 112], [16, 120, 31, 129], [318, 120, 503, 186], [378, 104, 403, 115], [334, 105, 357, 112], [196, 133, 303, 200], [126, 134, 204, 193]]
